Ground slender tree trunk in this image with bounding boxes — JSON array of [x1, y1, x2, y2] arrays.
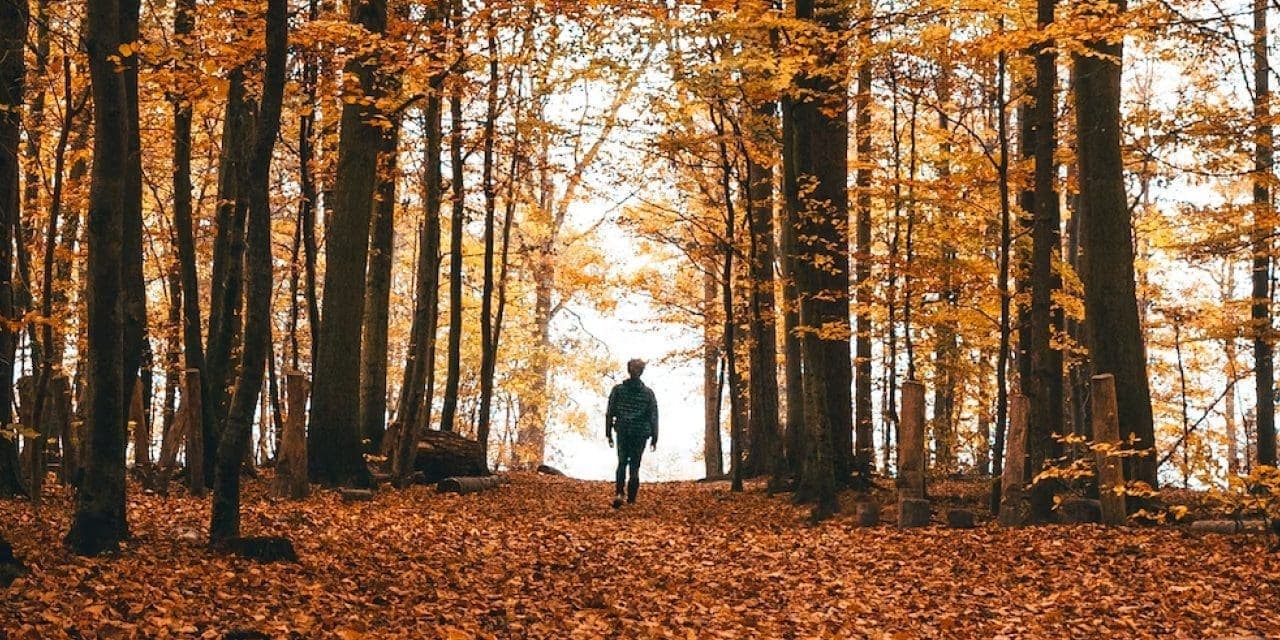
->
[[210, 0, 285, 544], [1074, 0, 1158, 487], [66, 0, 130, 554], [476, 15, 500, 470], [308, 0, 388, 487], [1226, 335, 1240, 475], [0, 0, 27, 498], [779, 96, 804, 480], [391, 73, 444, 483], [703, 268, 723, 479], [1253, 0, 1277, 468], [298, 0, 321, 359], [120, 0, 147, 448], [359, 121, 399, 453], [854, 55, 874, 480], [1027, 0, 1065, 520], [994, 47, 1011, 478], [439, 58, 467, 435]]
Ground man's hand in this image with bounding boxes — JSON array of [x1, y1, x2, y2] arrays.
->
[[650, 440, 657, 452], [608, 437, 614, 448]]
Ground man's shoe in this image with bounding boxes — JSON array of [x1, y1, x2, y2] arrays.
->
[[611, 494, 624, 509]]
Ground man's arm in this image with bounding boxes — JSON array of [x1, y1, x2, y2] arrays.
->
[[605, 386, 618, 442], [648, 388, 659, 447]]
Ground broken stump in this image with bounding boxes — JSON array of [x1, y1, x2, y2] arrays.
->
[[898, 498, 931, 528], [946, 509, 976, 529], [855, 502, 881, 527]]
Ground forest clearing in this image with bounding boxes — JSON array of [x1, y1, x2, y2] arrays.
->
[[3, 474, 1279, 639]]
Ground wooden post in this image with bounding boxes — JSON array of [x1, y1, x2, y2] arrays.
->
[[898, 380, 926, 500], [998, 394, 1029, 526], [130, 375, 149, 468], [1091, 374, 1127, 526], [184, 369, 205, 496], [52, 375, 74, 486], [274, 370, 309, 499]]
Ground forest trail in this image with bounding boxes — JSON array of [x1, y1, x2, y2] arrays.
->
[[2, 475, 1279, 639]]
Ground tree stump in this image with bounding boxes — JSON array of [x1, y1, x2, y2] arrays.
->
[[946, 509, 976, 529], [272, 371, 309, 500], [898, 498, 931, 528], [898, 381, 926, 501], [854, 502, 881, 527], [998, 394, 1029, 526], [437, 475, 506, 495], [414, 431, 487, 483], [1091, 374, 1127, 526]]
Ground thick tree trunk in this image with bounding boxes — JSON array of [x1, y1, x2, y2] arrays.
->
[[1073, 0, 1158, 487], [66, 0, 130, 554], [791, 0, 848, 513], [0, 0, 26, 498], [211, 0, 285, 545], [308, 0, 387, 487]]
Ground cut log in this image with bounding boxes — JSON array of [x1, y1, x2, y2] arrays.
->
[[898, 381, 926, 500], [1055, 498, 1102, 524], [998, 394, 1029, 526], [946, 509, 976, 529], [339, 488, 376, 502], [414, 430, 487, 483], [536, 464, 565, 476], [437, 475, 506, 495], [1189, 519, 1269, 534], [854, 502, 881, 527], [898, 498, 931, 528], [222, 536, 298, 563]]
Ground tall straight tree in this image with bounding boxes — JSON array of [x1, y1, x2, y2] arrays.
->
[[1074, 0, 1158, 486], [853, 38, 874, 478], [439, 31, 467, 435], [120, 0, 148, 441], [745, 109, 780, 483], [358, 120, 399, 453], [1252, 0, 1277, 468], [1026, 0, 1065, 520], [779, 95, 805, 479], [66, 0, 131, 554], [0, 0, 27, 498], [789, 0, 849, 516], [211, 0, 286, 545], [309, 0, 388, 486]]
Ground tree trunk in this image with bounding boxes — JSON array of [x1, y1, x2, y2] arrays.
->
[[308, 0, 388, 487], [1027, 0, 1065, 521], [779, 98, 805, 481], [746, 104, 781, 484], [476, 17, 500, 471], [66, 0, 130, 554], [703, 268, 723, 479], [1073, 0, 1158, 487], [211, 0, 285, 545], [0, 0, 26, 498], [790, 0, 848, 514], [120, 0, 147, 450], [854, 56, 874, 479], [1253, 0, 1277, 468], [439, 43, 467, 435], [359, 121, 398, 453]]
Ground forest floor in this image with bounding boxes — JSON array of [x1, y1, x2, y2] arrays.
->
[[2, 473, 1279, 639]]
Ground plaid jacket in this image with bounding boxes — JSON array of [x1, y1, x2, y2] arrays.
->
[[606, 378, 659, 442]]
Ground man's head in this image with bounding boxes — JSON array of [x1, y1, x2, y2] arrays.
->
[[627, 358, 646, 379]]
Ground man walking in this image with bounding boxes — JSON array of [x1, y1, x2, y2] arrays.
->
[[606, 358, 658, 508]]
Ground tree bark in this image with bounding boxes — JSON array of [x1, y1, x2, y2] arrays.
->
[[779, 97, 804, 481], [359, 121, 398, 453], [1252, 0, 1277, 467], [703, 268, 723, 479], [1073, 0, 1159, 486], [0, 0, 27, 498], [790, 0, 848, 514], [745, 104, 781, 484], [211, 0, 285, 545], [308, 0, 388, 487], [66, 0, 130, 554], [854, 55, 874, 479], [439, 27, 467, 435]]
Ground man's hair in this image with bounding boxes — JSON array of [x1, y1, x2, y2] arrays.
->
[[627, 358, 646, 377]]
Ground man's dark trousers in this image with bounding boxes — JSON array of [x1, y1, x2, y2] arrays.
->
[[615, 433, 647, 502]]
